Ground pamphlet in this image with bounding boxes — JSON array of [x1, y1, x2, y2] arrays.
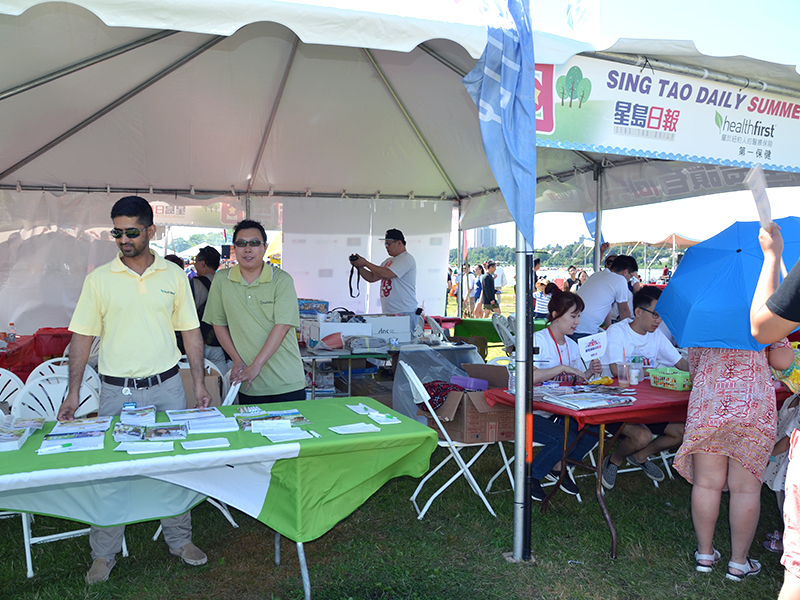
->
[[144, 423, 187, 440], [112, 422, 146, 442], [328, 423, 381, 435], [181, 438, 231, 450], [366, 412, 401, 425], [50, 416, 113, 435], [165, 407, 223, 422], [114, 441, 175, 454], [0, 425, 32, 451], [4, 416, 45, 430], [120, 405, 157, 426], [37, 430, 106, 455], [236, 408, 311, 431], [186, 417, 239, 434], [263, 429, 313, 443]]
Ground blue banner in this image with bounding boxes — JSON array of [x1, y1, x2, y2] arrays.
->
[[582, 211, 605, 244], [463, 0, 536, 248]]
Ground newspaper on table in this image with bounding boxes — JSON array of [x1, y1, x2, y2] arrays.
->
[[537, 388, 635, 411]]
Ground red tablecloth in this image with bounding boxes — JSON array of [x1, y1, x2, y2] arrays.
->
[[0, 335, 37, 380], [486, 382, 793, 429], [486, 383, 690, 429]]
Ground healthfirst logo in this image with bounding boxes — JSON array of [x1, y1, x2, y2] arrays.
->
[[715, 111, 776, 137]]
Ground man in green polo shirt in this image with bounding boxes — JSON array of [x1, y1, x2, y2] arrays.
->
[[203, 219, 305, 403]]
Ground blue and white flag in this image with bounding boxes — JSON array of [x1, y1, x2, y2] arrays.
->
[[464, 0, 536, 248], [582, 211, 605, 244]]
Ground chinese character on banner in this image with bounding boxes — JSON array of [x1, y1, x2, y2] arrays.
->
[[662, 109, 680, 132], [535, 64, 555, 134], [631, 104, 648, 128], [647, 107, 663, 129], [614, 101, 631, 125]]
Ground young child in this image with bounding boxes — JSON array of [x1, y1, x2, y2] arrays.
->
[[533, 280, 557, 319]]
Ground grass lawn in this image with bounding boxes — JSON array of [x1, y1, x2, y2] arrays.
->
[[3, 293, 787, 599], [1, 445, 786, 599]]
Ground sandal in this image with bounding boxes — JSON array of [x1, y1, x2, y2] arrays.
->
[[694, 549, 721, 572], [767, 530, 781, 541], [726, 557, 761, 582], [764, 536, 783, 553]]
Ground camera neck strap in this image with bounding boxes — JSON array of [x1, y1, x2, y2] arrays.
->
[[349, 264, 360, 298]]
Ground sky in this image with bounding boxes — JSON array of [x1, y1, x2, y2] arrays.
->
[[491, 187, 800, 249]]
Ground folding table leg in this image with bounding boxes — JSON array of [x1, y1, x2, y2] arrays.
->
[[273, 532, 312, 600]]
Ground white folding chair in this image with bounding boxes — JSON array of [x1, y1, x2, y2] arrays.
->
[[400, 361, 502, 519], [491, 313, 516, 355], [11, 374, 124, 578], [28, 358, 102, 397], [0, 367, 24, 409]]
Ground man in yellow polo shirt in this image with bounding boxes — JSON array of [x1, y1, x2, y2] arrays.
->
[[57, 196, 212, 584], [203, 219, 306, 403]]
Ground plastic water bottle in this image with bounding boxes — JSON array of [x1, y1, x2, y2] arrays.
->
[[7, 322, 16, 344]]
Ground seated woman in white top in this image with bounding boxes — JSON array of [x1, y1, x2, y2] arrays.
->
[[530, 291, 602, 501]]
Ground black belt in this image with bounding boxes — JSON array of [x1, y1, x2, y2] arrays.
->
[[101, 365, 180, 389]]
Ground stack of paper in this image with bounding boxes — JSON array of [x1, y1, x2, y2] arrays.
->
[[236, 408, 311, 431], [4, 415, 45, 430], [50, 416, 113, 435], [328, 423, 381, 435], [0, 424, 33, 451], [112, 422, 146, 442], [186, 417, 239, 434], [37, 430, 106, 455], [114, 441, 175, 454], [120, 405, 156, 426], [144, 423, 187, 440], [165, 407, 224, 422]]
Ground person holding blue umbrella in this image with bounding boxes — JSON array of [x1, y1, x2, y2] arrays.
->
[[669, 220, 796, 582], [751, 222, 800, 598]]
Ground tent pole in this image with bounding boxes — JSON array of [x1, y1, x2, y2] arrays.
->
[[0, 31, 176, 103], [593, 166, 603, 271], [456, 205, 463, 317], [0, 35, 225, 183], [513, 227, 533, 560], [247, 36, 299, 195], [363, 49, 460, 199]]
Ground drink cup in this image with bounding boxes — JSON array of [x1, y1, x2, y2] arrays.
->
[[616, 362, 630, 387]]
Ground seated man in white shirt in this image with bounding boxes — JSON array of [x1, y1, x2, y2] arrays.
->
[[600, 287, 689, 489], [572, 255, 637, 340]]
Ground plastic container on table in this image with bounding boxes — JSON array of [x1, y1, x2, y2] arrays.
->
[[649, 367, 692, 391]]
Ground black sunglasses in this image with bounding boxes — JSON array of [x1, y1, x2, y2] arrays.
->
[[110, 227, 145, 239], [234, 239, 264, 248]]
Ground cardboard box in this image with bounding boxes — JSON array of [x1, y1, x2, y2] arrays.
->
[[361, 315, 411, 342], [308, 321, 372, 343], [419, 363, 513, 443], [180, 368, 223, 408]]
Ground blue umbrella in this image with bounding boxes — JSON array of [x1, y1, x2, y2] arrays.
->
[[658, 217, 800, 351]]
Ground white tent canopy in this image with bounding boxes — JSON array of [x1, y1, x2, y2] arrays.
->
[[2, 0, 800, 332]]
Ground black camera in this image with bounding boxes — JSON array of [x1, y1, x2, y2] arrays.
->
[[349, 254, 359, 262]]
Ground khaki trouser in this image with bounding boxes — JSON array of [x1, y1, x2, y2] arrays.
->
[[90, 374, 194, 560]]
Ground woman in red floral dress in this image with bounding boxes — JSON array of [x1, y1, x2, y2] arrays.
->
[[674, 341, 793, 581]]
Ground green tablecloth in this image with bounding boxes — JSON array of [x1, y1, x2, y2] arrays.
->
[[0, 398, 436, 543], [454, 318, 547, 343]]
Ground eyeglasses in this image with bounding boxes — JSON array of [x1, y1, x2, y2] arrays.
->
[[110, 227, 145, 239], [384, 240, 397, 247], [639, 307, 661, 320], [234, 239, 264, 248]]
